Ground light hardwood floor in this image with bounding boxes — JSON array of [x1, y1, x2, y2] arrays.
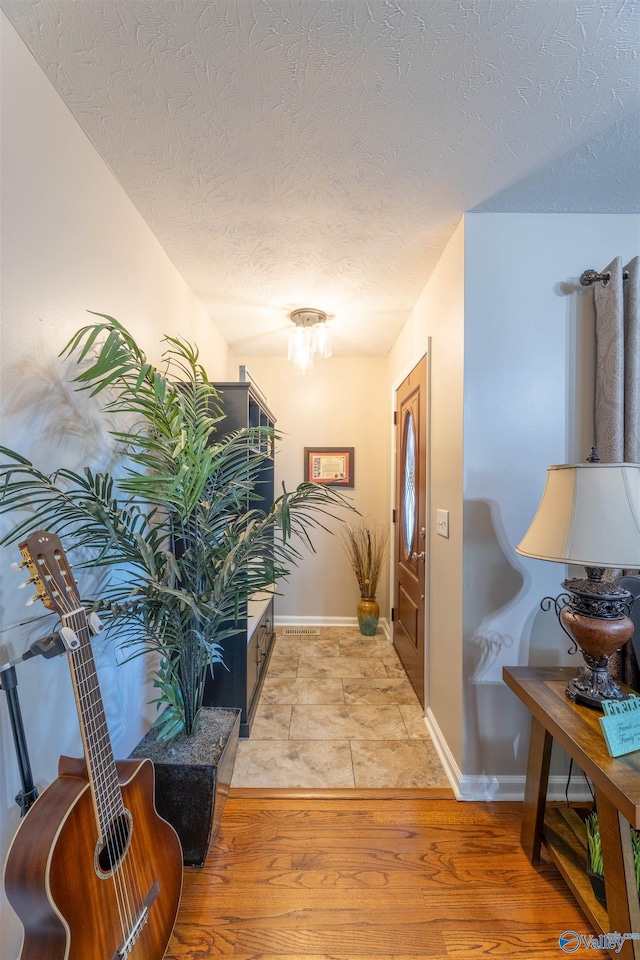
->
[[232, 627, 451, 790], [182, 628, 603, 957], [165, 797, 604, 959]]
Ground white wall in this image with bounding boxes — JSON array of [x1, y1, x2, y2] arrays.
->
[[0, 16, 232, 957], [388, 219, 465, 775], [232, 356, 391, 623], [462, 213, 640, 798], [386, 213, 639, 799]]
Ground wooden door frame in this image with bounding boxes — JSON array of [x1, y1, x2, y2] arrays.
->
[[389, 345, 431, 713]]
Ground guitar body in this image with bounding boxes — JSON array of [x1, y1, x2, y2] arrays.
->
[[5, 755, 182, 960]]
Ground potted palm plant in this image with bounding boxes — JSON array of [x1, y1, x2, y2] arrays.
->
[[0, 314, 349, 863], [341, 522, 388, 635]]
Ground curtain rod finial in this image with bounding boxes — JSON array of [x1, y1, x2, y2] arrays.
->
[[581, 269, 603, 286]]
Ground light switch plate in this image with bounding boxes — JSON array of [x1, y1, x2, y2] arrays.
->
[[436, 509, 449, 538]]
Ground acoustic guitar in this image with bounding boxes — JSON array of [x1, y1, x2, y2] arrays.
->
[[4, 530, 183, 960]]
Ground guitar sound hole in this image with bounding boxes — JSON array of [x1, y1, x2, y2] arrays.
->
[[96, 811, 132, 877]]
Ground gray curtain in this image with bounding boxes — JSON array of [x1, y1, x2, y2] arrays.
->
[[594, 256, 640, 687]]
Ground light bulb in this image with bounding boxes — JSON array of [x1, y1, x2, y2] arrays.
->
[[312, 320, 331, 358], [288, 323, 313, 372]]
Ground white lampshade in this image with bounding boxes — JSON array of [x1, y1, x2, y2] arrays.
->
[[516, 462, 640, 569]]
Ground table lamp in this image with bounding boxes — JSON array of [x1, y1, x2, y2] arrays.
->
[[515, 457, 640, 709]]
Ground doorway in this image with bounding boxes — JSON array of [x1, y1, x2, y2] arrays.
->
[[393, 356, 428, 708]]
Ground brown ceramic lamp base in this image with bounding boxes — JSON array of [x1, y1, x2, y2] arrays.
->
[[560, 575, 634, 710]]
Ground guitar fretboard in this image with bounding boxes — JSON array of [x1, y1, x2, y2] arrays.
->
[[66, 609, 123, 837]]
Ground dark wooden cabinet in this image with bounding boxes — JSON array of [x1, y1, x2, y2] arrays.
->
[[202, 381, 276, 737]]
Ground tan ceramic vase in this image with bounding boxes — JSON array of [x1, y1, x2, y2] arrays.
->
[[357, 597, 379, 636]]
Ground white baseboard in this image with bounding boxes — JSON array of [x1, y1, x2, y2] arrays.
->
[[274, 615, 391, 640], [457, 774, 593, 803], [424, 709, 593, 802], [424, 707, 463, 796], [275, 615, 354, 627]]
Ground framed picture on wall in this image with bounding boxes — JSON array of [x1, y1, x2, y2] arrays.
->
[[304, 447, 354, 487]]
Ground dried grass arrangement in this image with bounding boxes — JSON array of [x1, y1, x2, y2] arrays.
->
[[341, 523, 388, 599]]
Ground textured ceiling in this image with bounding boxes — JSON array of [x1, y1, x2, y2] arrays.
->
[[474, 111, 640, 214], [2, 0, 638, 357]]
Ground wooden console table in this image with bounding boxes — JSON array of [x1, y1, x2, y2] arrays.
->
[[503, 666, 640, 960]]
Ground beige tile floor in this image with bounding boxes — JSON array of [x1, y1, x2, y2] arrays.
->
[[231, 625, 451, 789]]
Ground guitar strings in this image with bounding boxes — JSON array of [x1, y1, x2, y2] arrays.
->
[[33, 556, 128, 938], [66, 583, 151, 955], [39, 551, 145, 952], [43, 557, 136, 947], [62, 586, 140, 950], [68, 608, 139, 939]]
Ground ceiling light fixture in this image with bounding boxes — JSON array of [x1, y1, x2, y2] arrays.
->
[[288, 308, 331, 373]]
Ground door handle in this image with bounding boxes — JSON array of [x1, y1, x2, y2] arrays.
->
[[411, 551, 425, 562]]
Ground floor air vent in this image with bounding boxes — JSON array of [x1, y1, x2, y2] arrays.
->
[[281, 627, 321, 636]]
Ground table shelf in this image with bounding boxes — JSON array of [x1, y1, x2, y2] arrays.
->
[[544, 807, 609, 935], [504, 666, 640, 960]]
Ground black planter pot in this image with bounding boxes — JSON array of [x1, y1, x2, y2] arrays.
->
[[587, 867, 607, 907], [130, 706, 241, 867], [586, 849, 607, 908]]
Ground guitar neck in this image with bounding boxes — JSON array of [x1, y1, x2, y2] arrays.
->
[[64, 607, 123, 836]]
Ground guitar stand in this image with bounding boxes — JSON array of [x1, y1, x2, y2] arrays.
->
[[0, 663, 39, 815], [0, 630, 68, 816]]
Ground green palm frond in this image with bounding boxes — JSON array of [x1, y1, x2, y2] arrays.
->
[[1, 315, 353, 737]]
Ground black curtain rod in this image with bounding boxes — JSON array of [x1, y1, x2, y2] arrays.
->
[[580, 268, 629, 287]]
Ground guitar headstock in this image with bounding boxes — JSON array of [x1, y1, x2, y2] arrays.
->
[[19, 530, 80, 618]]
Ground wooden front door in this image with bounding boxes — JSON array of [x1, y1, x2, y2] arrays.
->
[[393, 356, 427, 707]]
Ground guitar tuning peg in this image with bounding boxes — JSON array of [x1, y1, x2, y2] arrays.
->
[[10, 562, 25, 572], [26, 595, 39, 606]]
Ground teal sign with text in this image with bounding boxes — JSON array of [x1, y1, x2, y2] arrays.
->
[[599, 695, 640, 757]]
